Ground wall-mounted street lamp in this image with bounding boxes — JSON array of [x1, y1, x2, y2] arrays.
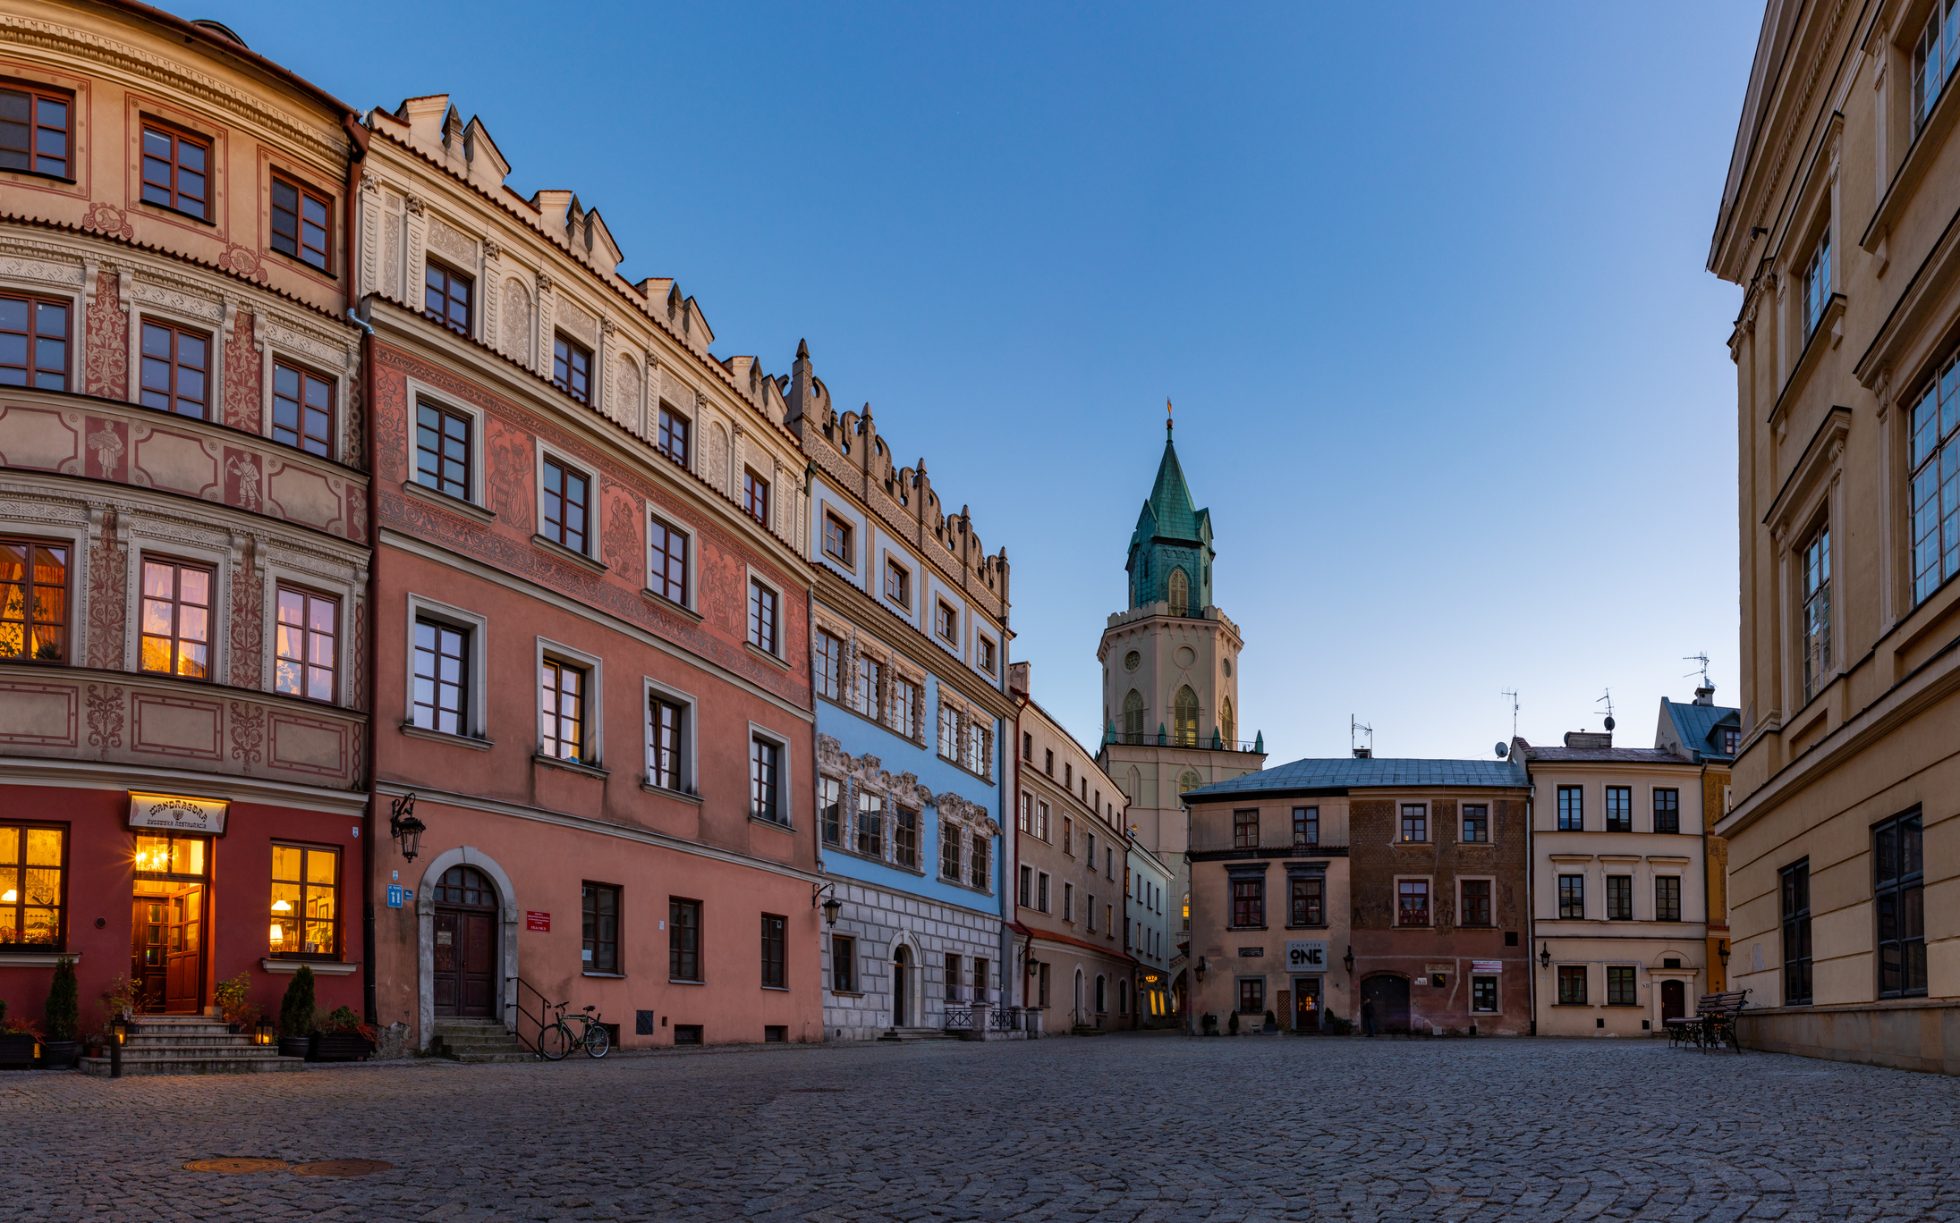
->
[[1194, 955, 1208, 983], [389, 793, 426, 862], [1343, 945, 1355, 975], [1539, 943, 1553, 970], [812, 882, 841, 928], [1718, 939, 1731, 967]]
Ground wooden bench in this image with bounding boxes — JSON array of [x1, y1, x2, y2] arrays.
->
[[1665, 990, 1749, 1052]]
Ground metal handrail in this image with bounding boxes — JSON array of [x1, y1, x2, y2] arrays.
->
[[509, 975, 551, 1057]]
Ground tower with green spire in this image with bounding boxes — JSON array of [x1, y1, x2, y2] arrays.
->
[[1126, 408, 1214, 614], [1097, 403, 1265, 1015]]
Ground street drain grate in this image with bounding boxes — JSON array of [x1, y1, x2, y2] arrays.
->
[[293, 1159, 394, 1177], [184, 1158, 289, 1175]]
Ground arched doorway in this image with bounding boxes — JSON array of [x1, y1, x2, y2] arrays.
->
[[432, 865, 499, 1019], [892, 944, 913, 1027], [1661, 979, 1687, 1024], [1095, 974, 1107, 1018], [1073, 968, 1084, 1026], [1361, 973, 1411, 1035]]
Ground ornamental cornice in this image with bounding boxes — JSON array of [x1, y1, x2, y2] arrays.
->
[[815, 734, 933, 808], [0, 16, 348, 164], [936, 789, 999, 837], [253, 308, 359, 373]]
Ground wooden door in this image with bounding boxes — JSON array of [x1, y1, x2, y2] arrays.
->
[[1293, 976, 1323, 1031], [434, 907, 496, 1018], [892, 946, 911, 1027], [164, 885, 203, 1013], [131, 897, 168, 1013], [1661, 979, 1686, 1023]]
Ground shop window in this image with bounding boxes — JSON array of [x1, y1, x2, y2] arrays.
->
[[0, 537, 67, 662], [139, 558, 212, 678], [1471, 975, 1498, 1014], [0, 822, 64, 949], [268, 843, 337, 958], [582, 882, 619, 974]]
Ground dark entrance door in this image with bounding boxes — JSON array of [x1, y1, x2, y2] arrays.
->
[[1361, 973, 1411, 1035], [432, 866, 498, 1019], [1293, 975, 1323, 1031], [892, 944, 912, 1027], [1661, 979, 1687, 1023]]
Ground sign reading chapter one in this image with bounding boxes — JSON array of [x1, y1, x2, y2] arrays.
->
[[128, 792, 228, 835], [526, 910, 551, 932], [1472, 960, 1503, 974], [1286, 940, 1329, 971]]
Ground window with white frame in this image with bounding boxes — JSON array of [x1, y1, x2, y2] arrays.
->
[[1802, 226, 1831, 338], [747, 576, 779, 656], [646, 685, 692, 794], [647, 513, 691, 607], [1913, 352, 1960, 604], [1915, 1, 1960, 134], [540, 655, 592, 763], [1801, 522, 1831, 703], [750, 731, 788, 825]]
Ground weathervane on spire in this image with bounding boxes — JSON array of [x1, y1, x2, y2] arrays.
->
[[1166, 397, 1174, 435]]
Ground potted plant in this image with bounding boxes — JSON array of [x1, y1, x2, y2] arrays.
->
[[215, 972, 259, 1034], [99, 974, 140, 1025], [0, 1002, 39, 1070], [308, 1005, 376, 1062], [1262, 1009, 1279, 1035], [276, 965, 315, 1059], [37, 958, 80, 1069], [1227, 1010, 1240, 1036]]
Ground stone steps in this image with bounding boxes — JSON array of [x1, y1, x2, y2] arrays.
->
[[79, 1014, 306, 1077], [431, 1022, 532, 1063]]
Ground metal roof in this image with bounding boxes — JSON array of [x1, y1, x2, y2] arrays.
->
[[1519, 745, 1692, 765], [1185, 756, 1527, 800], [1660, 699, 1742, 763]]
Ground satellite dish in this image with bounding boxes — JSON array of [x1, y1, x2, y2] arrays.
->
[[1603, 715, 1617, 732], [1495, 742, 1508, 759]]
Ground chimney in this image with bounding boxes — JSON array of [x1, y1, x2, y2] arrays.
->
[[1352, 746, 1372, 759], [1693, 684, 1716, 707], [1562, 730, 1613, 750], [1007, 660, 1030, 699]]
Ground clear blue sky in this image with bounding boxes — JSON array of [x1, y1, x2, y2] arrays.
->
[[179, 1, 1762, 760]]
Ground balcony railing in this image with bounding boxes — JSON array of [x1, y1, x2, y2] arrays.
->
[[1107, 731, 1262, 753]]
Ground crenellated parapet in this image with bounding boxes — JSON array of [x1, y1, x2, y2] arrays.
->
[[783, 342, 1010, 622]]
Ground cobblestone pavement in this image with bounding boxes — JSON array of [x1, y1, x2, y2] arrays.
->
[[5, 1034, 1958, 1221]]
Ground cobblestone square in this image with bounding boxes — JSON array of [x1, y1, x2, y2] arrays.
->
[[5, 1036, 1959, 1221]]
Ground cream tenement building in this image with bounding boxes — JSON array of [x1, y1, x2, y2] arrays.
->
[[1712, 0, 1960, 1072]]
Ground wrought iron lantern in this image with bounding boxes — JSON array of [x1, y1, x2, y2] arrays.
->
[[389, 792, 426, 862]]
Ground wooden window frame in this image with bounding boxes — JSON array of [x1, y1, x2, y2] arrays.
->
[[1229, 876, 1264, 929], [138, 318, 212, 419], [1654, 875, 1682, 923], [1459, 877, 1494, 928], [1605, 873, 1633, 921], [1873, 810, 1926, 999], [743, 467, 769, 526], [814, 629, 843, 702], [0, 80, 74, 180], [1653, 788, 1681, 835], [539, 655, 590, 763], [821, 512, 854, 568], [934, 599, 958, 645], [138, 556, 213, 679], [645, 513, 690, 608], [0, 536, 69, 664], [1461, 803, 1489, 843], [0, 290, 71, 391], [1233, 809, 1258, 850], [268, 842, 339, 960], [552, 331, 593, 404], [1556, 785, 1583, 831], [884, 557, 910, 608], [646, 689, 688, 793], [1395, 877, 1430, 927], [539, 453, 592, 557], [1780, 858, 1813, 1005], [749, 731, 786, 824], [1291, 805, 1319, 848], [1556, 964, 1587, 1005], [668, 896, 702, 983], [1287, 875, 1325, 928], [894, 806, 919, 870], [939, 820, 960, 881], [760, 912, 787, 990], [1605, 965, 1637, 1007], [746, 575, 779, 656], [269, 172, 333, 273], [830, 932, 856, 992], [410, 613, 472, 736], [139, 119, 212, 221], [1558, 873, 1585, 919], [0, 820, 67, 951], [1605, 786, 1633, 833], [1235, 976, 1265, 1015], [423, 259, 473, 337], [1398, 803, 1428, 844], [270, 359, 334, 458], [819, 776, 843, 847], [272, 584, 338, 704], [414, 399, 474, 502], [656, 403, 690, 468], [582, 882, 621, 975]]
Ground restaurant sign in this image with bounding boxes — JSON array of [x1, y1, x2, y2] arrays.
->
[[128, 792, 228, 835]]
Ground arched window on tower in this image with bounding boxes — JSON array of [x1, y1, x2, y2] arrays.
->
[[1220, 697, 1236, 750], [1167, 567, 1190, 616], [1178, 768, 1202, 794], [1173, 686, 1200, 746], [1122, 690, 1145, 744]]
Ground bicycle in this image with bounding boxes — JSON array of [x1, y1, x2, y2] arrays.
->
[[536, 1001, 611, 1060]]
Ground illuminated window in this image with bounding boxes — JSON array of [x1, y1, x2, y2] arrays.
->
[[0, 822, 64, 950], [540, 657, 589, 761], [273, 586, 337, 703], [139, 558, 212, 678], [268, 843, 338, 958], [0, 538, 67, 663]]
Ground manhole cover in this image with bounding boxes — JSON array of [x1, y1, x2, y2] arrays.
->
[[183, 1158, 289, 1175], [292, 1159, 394, 1178]]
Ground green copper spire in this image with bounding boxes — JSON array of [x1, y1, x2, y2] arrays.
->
[[1126, 401, 1214, 612]]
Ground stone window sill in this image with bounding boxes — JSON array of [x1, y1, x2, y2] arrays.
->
[[745, 642, 790, 671], [0, 951, 80, 966], [642, 589, 702, 621], [402, 479, 494, 523], [532, 534, 607, 574], [582, 971, 625, 979], [401, 724, 493, 751], [263, 959, 357, 976], [535, 752, 609, 779], [641, 781, 703, 805]]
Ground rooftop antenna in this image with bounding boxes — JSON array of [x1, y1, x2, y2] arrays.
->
[[1685, 652, 1712, 688], [1501, 688, 1519, 739], [1350, 714, 1373, 755], [1595, 689, 1616, 734]]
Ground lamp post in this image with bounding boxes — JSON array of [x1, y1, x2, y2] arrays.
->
[[389, 793, 426, 862]]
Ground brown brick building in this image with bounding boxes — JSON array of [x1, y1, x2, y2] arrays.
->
[[1186, 755, 1531, 1036]]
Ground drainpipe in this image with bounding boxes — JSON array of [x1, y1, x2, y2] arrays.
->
[[339, 110, 381, 1028]]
